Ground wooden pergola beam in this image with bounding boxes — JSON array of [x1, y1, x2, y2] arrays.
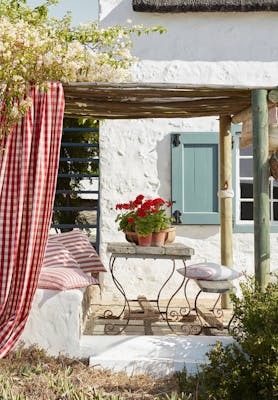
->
[[64, 82, 278, 90], [232, 105, 253, 124], [63, 83, 255, 119], [64, 108, 245, 119], [232, 103, 276, 124]]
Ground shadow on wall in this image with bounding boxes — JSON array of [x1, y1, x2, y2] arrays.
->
[[101, 0, 278, 62], [156, 134, 219, 240]]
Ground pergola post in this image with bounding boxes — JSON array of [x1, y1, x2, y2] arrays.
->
[[219, 115, 233, 309], [252, 89, 270, 290]]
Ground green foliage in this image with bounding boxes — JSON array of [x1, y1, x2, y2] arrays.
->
[[133, 210, 155, 237], [176, 276, 278, 400], [151, 209, 173, 232], [115, 211, 136, 233], [0, 0, 166, 136], [134, 209, 172, 237]]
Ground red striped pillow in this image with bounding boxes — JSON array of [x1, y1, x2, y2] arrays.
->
[[50, 230, 107, 273], [42, 239, 79, 269], [38, 267, 99, 291]]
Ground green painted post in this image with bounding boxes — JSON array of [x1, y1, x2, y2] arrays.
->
[[252, 89, 270, 290]]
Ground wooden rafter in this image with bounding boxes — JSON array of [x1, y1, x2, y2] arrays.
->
[[63, 82, 259, 119]]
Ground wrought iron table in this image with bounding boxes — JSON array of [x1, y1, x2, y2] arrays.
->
[[104, 242, 194, 334]]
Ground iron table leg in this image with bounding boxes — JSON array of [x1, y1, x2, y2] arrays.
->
[[165, 259, 187, 333], [103, 256, 131, 334], [156, 259, 176, 320]]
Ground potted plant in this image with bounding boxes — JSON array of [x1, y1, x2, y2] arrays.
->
[[115, 195, 174, 246], [115, 194, 143, 244]]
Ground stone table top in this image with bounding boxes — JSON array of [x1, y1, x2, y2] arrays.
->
[[107, 242, 194, 259]]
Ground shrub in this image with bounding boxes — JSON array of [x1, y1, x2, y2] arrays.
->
[[177, 276, 278, 400]]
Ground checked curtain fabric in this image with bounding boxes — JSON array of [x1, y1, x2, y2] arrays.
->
[[0, 82, 64, 357]]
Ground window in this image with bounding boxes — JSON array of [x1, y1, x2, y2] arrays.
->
[[233, 130, 278, 232], [171, 132, 220, 224], [52, 124, 101, 251], [171, 129, 278, 230]]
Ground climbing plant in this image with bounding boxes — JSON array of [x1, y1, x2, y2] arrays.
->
[[0, 0, 165, 137]]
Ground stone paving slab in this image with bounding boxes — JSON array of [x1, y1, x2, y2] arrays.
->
[[84, 298, 233, 337], [107, 242, 194, 257]]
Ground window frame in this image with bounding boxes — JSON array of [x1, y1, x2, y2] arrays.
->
[[232, 126, 278, 233]]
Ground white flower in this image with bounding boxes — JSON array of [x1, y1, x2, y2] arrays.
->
[[12, 75, 24, 82], [10, 105, 19, 119], [0, 1, 161, 137]]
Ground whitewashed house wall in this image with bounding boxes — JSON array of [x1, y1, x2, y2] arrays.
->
[[98, 0, 278, 301]]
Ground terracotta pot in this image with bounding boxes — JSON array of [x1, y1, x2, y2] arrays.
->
[[137, 233, 152, 246], [152, 230, 167, 247], [164, 226, 176, 244], [125, 231, 138, 245]]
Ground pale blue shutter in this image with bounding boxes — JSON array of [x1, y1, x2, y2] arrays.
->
[[172, 132, 220, 224]]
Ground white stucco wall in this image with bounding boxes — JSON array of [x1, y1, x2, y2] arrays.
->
[[20, 289, 84, 356], [98, 0, 278, 301]]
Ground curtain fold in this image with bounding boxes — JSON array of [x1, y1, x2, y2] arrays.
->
[[0, 82, 64, 357]]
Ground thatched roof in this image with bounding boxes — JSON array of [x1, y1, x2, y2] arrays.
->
[[62, 82, 277, 120], [132, 0, 278, 12]]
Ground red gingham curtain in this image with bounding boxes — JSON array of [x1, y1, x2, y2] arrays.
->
[[0, 82, 64, 357]]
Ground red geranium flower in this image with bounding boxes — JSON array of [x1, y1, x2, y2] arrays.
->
[[153, 197, 165, 205], [135, 194, 144, 204], [129, 201, 136, 209], [141, 199, 154, 211], [136, 208, 147, 218], [115, 194, 173, 237]]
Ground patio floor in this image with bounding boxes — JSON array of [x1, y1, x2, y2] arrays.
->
[[84, 297, 233, 336]]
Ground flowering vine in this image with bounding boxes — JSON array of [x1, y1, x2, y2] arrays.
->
[[0, 0, 166, 138]]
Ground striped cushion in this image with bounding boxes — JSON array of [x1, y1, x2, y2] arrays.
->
[[42, 239, 79, 269], [50, 229, 107, 273], [38, 267, 99, 291]]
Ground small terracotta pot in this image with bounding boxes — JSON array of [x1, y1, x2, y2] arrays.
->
[[164, 226, 176, 244], [125, 231, 138, 245], [137, 233, 152, 246], [152, 230, 167, 247]]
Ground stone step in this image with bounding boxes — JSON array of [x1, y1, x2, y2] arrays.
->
[[80, 335, 234, 378]]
